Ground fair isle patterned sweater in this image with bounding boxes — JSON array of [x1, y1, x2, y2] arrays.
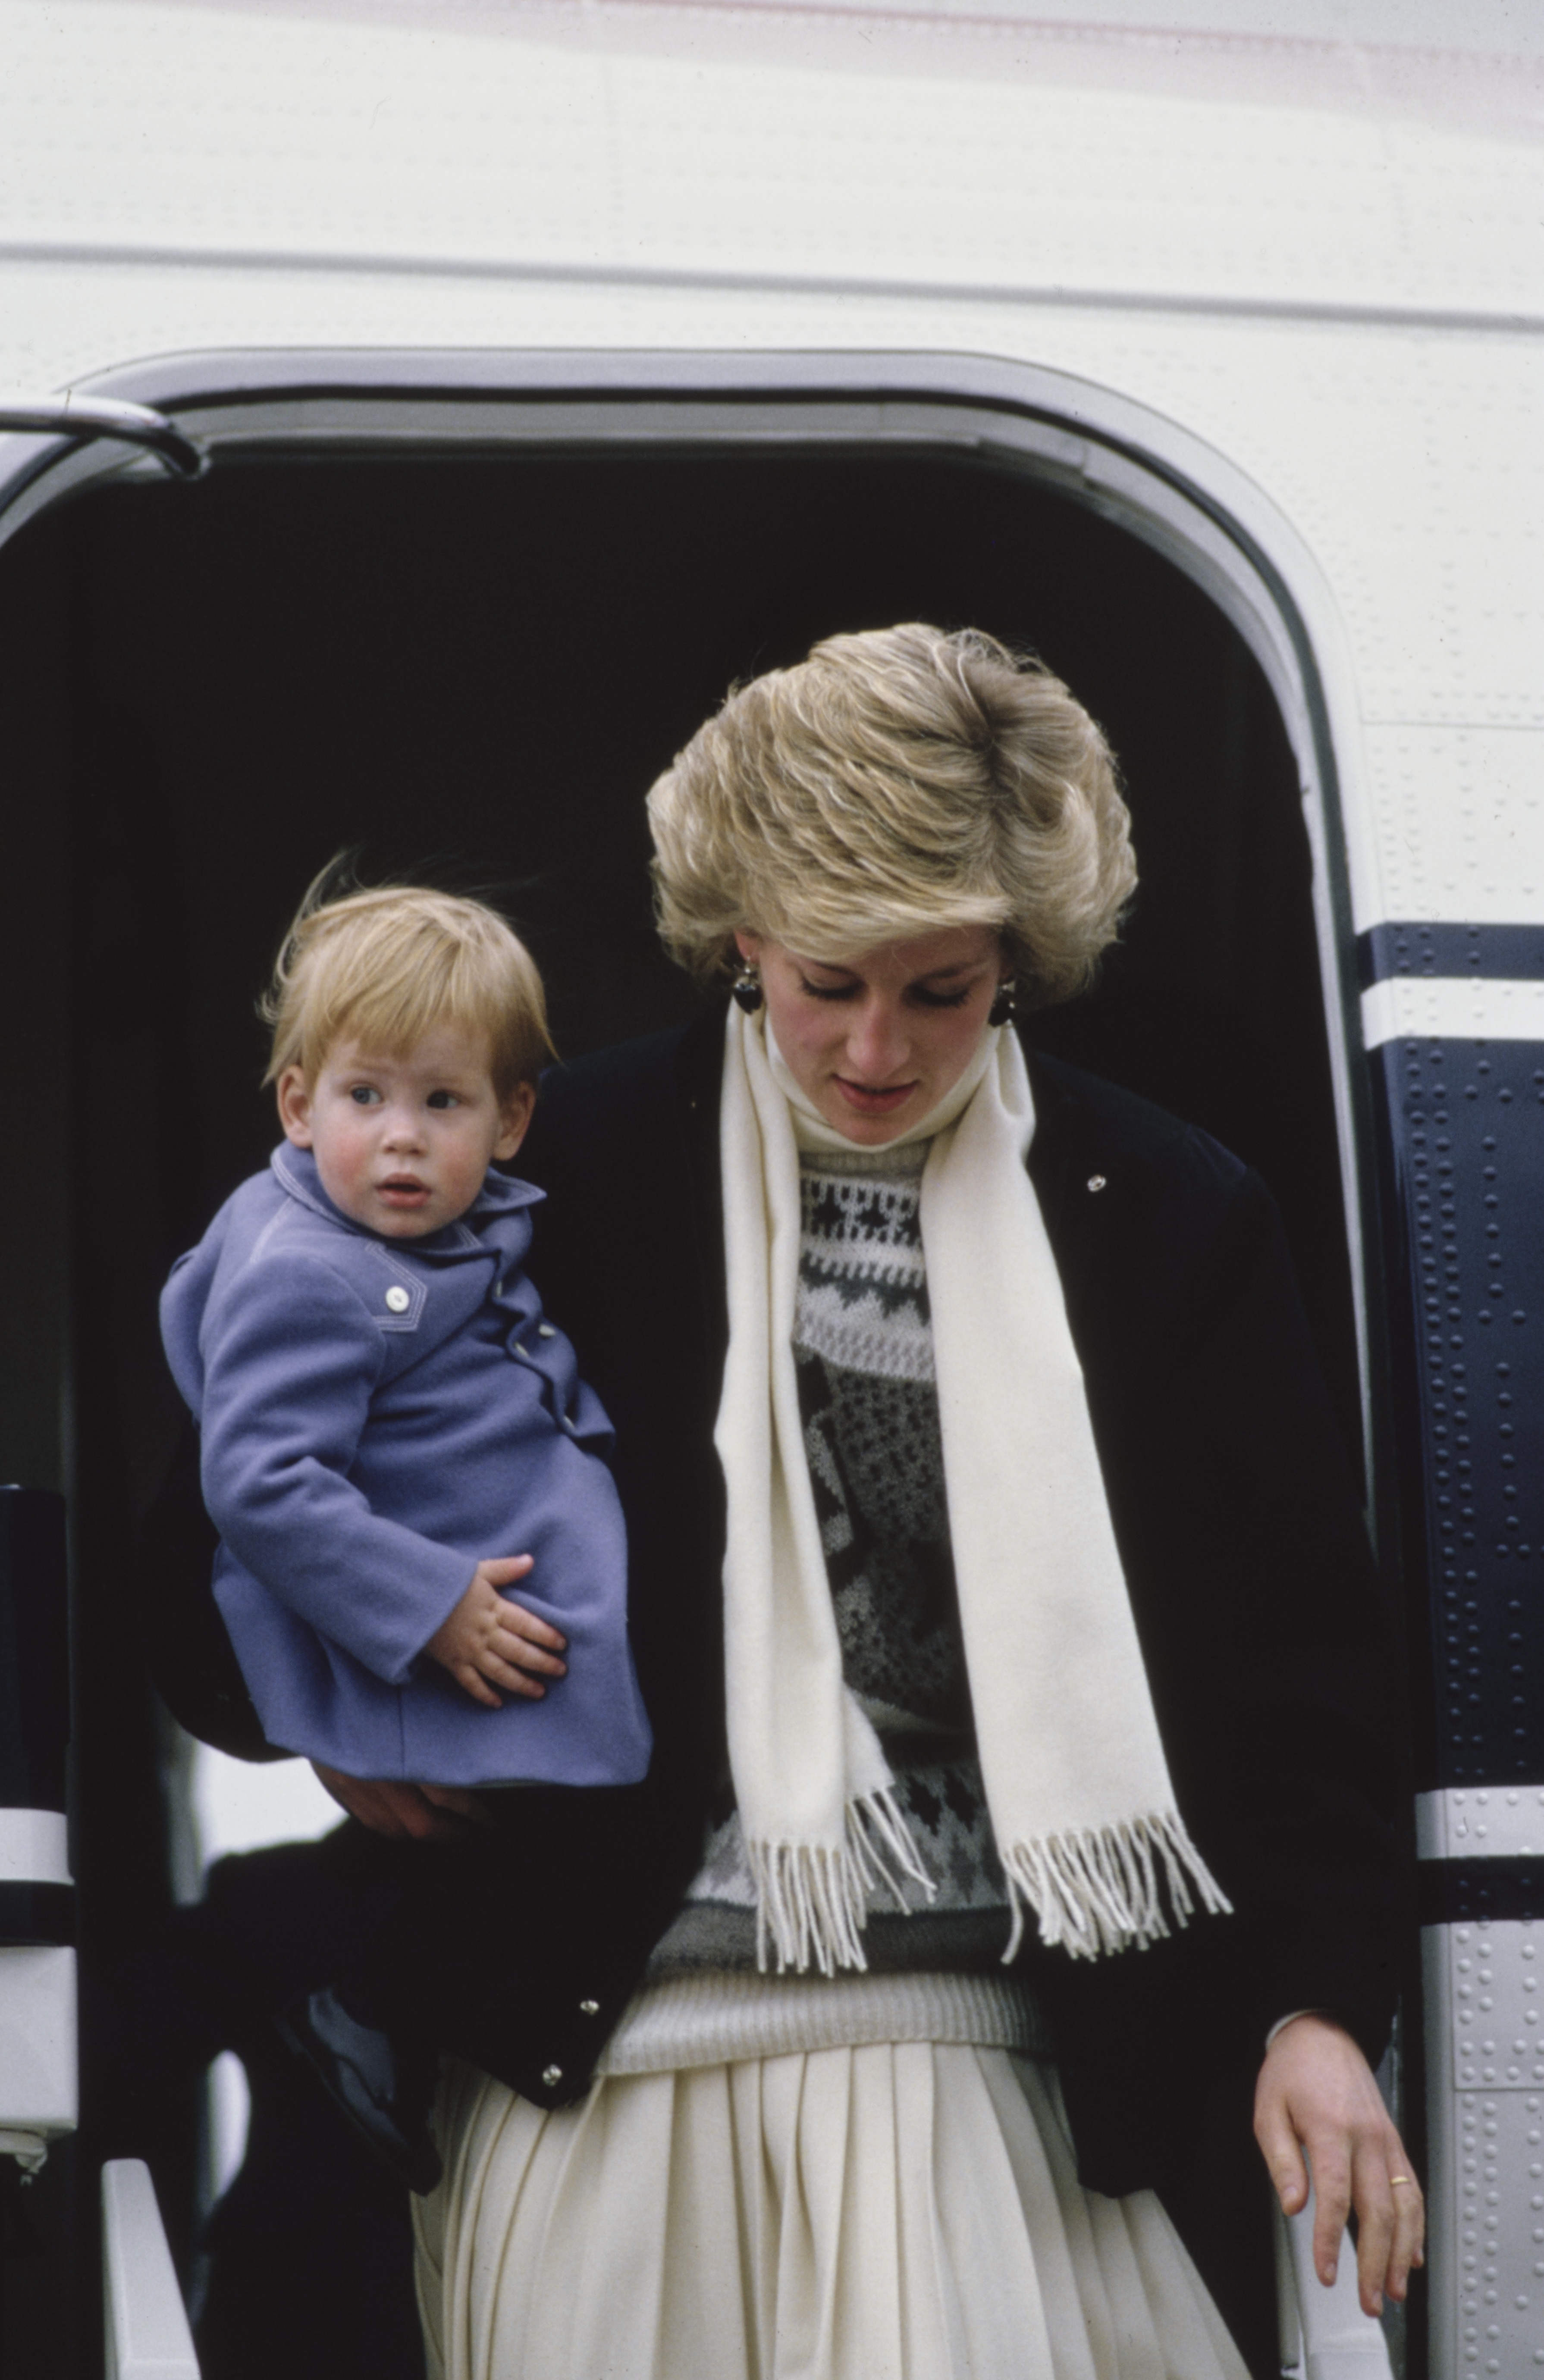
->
[[598, 1140, 1046, 2075]]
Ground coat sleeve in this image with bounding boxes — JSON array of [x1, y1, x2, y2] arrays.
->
[[197, 1253, 476, 1685]]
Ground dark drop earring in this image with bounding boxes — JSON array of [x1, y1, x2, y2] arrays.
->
[[731, 961, 764, 1014], [987, 979, 1016, 1029]]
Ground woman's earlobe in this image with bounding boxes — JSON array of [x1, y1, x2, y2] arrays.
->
[[731, 931, 765, 1012]]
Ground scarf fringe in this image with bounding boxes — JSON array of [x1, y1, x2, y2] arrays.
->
[[749, 1789, 938, 1976], [1000, 1811, 1233, 1964]]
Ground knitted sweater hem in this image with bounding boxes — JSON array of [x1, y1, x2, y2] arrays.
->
[[595, 1967, 1050, 2076]]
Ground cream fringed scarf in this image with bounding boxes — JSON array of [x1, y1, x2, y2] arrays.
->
[[716, 1004, 1232, 1976]]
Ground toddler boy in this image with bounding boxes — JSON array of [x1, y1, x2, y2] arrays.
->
[[161, 880, 650, 2186]]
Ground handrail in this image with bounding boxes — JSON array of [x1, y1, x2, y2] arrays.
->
[[0, 396, 203, 479], [1276, 2187, 1395, 2379], [101, 2160, 200, 2379]]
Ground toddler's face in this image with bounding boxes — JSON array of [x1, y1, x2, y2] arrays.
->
[[277, 1027, 534, 1239]]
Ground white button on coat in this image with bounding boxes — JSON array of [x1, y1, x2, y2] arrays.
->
[[385, 1285, 411, 1313]]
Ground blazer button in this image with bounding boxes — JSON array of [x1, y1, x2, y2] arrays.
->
[[538, 1323, 557, 1339], [542, 2064, 564, 2089], [1086, 1175, 1107, 1194], [385, 1285, 411, 1312], [579, 1999, 600, 2017], [514, 1343, 530, 1359]]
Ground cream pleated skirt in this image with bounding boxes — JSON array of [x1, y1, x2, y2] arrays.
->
[[413, 2043, 1249, 2380]]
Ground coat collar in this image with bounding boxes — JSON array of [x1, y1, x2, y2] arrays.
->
[[270, 1142, 543, 1249]]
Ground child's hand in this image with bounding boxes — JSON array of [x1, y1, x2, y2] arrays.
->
[[424, 1556, 567, 1708]]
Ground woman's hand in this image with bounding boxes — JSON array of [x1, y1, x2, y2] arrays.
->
[[1254, 2013, 1424, 2317], [424, 1555, 567, 1707], [311, 1762, 492, 1840]]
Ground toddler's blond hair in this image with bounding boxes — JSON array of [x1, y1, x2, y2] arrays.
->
[[262, 873, 553, 1095]]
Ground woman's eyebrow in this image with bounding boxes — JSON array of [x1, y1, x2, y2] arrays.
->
[[798, 955, 989, 983], [916, 960, 990, 983]]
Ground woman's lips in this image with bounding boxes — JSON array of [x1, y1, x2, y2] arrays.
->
[[832, 1075, 916, 1115]]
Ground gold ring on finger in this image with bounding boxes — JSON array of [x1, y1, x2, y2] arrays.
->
[[1390, 2176, 1412, 2187]]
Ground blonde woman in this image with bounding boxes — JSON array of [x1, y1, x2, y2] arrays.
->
[[229, 628, 1419, 2377]]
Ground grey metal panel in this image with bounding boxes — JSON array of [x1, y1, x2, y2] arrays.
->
[[1425, 1920, 1544, 2379], [1420, 1790, 1544, 1861], [4, 3, 1539, 325]]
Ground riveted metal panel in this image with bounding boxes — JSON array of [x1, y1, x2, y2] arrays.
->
[[1363, 929, 1544, 991], [1360, 729, 1544, 929], [1448, 1917, 1544, 2089], [1374, 1032, 1544, 1785], [2, 3, 1541, 322], [1380, 996, 1544, 2369], [1424, 1920, 1544, 2379], [1421, 1788, 1544, 1860]]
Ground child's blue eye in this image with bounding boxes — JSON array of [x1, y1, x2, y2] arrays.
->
[[348, 1085, 381, 1105], [426, 1090, 461, 1110]]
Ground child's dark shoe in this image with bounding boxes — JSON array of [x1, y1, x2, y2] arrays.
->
[[277, 1988, 442, 2195]]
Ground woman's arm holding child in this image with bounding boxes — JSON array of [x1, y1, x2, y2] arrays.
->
[[311, 1764, 489, 1837]]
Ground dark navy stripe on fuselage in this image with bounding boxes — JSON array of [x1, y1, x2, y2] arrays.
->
[[1419, 1858, 1544, 1926], [1360, 921, 1544, 988], [0, 1882, 74, 1947], [1370, 1036, 1544, 1791]]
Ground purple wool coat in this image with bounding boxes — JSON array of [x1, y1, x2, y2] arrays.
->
[[160, 1144, 650, 1786]]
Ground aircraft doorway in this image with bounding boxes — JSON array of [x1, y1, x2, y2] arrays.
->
[[0, 423, 1366, 2376]]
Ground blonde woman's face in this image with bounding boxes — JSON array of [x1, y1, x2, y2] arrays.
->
[[736, 927, 1008, 1147]]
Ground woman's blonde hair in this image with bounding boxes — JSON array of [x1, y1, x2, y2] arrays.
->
[[261, 870, 554, 1094], [646, 623, 1135, 1008]]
